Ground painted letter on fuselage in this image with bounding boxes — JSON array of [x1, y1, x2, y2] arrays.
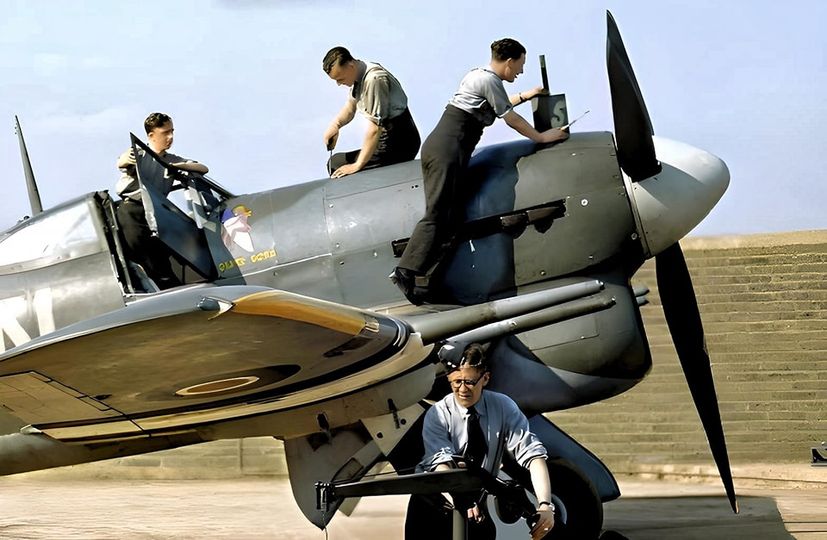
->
[[0, 288, 54, 353]]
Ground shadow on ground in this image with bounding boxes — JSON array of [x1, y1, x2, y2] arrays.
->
[[603, 494, 794, 540]]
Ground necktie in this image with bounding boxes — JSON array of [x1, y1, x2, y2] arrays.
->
[[464, 406, 487, 467]]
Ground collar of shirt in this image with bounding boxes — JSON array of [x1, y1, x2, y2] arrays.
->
[[350, 60, 368, 100], [452, 390, 489, 419], [479, 66, 504, 81]]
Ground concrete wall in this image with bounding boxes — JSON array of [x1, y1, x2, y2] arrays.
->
[[33, 230, 826, 480], [551, 230, 827, 481]]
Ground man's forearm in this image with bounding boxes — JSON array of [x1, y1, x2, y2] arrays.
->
[[504, 112, 545, 142], [528, 458, 552, 504], [171, 161, 209, 174], [331, 101, 357, 129], [509, 92, 532, 107], [354, 123, 381, 167]]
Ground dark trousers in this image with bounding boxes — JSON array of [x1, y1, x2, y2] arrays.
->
[[327, 107, 421, 174], [398, 105, 484, 275], [405, 494, 496, 540], [116, 199, 181, 289]]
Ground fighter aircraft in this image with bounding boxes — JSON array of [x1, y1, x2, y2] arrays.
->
[[0, 12, 733, 539]]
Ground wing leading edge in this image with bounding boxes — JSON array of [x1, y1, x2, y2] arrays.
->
[[0, 285, 423, 442]]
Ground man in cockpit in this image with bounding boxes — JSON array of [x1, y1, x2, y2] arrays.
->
[[115, 112, 208, 289], [322, 46, 420, 178]]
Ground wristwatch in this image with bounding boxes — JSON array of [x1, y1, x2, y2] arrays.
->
[[537, 500, 556, 512]]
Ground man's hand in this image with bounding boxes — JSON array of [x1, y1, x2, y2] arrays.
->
[[529, 505, 555, 539], [524, 86, 548, 100], [324, 125, 340, 151], [539, 127, 569, 144], [466, 502, 484, 524], [117, 148, 136, 168], [331, 162, 362, 179]]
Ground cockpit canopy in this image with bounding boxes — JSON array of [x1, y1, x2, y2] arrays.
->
[[0, 197, 106, 275]]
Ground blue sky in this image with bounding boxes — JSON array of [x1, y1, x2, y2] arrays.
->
[[0, 0, 824, 235]]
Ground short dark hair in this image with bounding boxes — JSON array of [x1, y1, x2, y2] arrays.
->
[[491, 38, 526, 61], [144, 112, 172, 134], [457, 343, 490, 372], [323, 46, 354, 74]]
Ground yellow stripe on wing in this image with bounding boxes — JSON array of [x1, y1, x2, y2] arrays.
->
[[230, 290, 367, 335]]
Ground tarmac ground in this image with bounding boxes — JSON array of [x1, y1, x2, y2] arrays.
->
[[0, 475, 825, 539]]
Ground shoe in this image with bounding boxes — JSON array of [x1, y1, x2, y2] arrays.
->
[[390, 267, 429, 305]]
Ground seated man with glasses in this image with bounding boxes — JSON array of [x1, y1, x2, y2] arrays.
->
[[407, 343, 555, 539]]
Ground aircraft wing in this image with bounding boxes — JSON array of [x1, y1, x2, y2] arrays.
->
[[0, 285, 421, 442]]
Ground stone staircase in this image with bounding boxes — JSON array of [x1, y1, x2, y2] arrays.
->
[[551, 230, 827, 477]]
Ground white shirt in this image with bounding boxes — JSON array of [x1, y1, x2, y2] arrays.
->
[[350, 61, 409, 126], [448, 67, 513, 126], [419, 390, 547, 475]]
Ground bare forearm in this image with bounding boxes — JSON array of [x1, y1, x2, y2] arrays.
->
[[528, 458, 552, 504], [171, 161, 208, 174], [504, 111, 569, 145], [355, 123, 381, 167], [331, 101, 357, 129], [509, 92, 531, 107], [509, 86, 544, 107], [504, 111, 545, 142]]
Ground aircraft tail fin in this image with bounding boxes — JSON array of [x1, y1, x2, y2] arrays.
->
[[14, 115, 43, 216]]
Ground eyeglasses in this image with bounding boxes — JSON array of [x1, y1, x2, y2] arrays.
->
[[449, 376, 484, 389]]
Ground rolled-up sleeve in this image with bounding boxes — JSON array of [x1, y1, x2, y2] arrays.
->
[[360, 73, 392, 126], [419, 405, 458, 471], [502, 399, 547, 468], [480, 76, 512, 118]]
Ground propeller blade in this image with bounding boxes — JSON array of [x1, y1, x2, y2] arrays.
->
[[656, 242, 738, 513], [606, 11, 661, 181]]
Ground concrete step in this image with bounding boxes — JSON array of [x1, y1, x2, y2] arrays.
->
[[682, 256, 827, 273], [675, 309, 826, 323], [642, 319, 826, 333], [553, 409, 823, 424], [685, 262, 827, 277], [717, 399, 826, 413], [643, 374, 827, 391], [706, 361, 827, 373], [653, 290, 827, 304], [651, 339, 827, 353], [682, 244, 827, 258], [638, 363, 827, 379], [549, 420, 823, 442], [691, 280, 827, 295], [710, 290, 827, 302], [694, 300, 827, 313], [634, 272, 827, 287], [635, 263, 827, 280], [647, 329, 826, 346], [683, 250, 827, 263], [598, 387, 824, 403]]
